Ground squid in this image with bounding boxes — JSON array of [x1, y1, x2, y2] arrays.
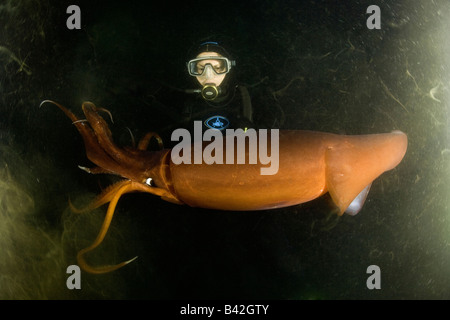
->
[[41, 100, 407, 274]]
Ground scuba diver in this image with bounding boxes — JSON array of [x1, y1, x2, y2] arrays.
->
[[145, 40, 255, 141], [143, 39, 282, 145], [181, 40, 254, 133]]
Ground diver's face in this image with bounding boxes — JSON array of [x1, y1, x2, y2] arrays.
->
[[194, 52, 227, 87]]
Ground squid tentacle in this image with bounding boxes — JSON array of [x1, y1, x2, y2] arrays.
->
[[137, 132, 164, 150], [74, 179, 178, 273], [41, 100, 119, 173], [76, 180, 137, 274], [69, 180, 133, 214], [78, 165, 115, 175], [81, 102, 139, 168]]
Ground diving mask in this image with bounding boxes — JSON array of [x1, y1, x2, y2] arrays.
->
[[187, 56, 235, 76]]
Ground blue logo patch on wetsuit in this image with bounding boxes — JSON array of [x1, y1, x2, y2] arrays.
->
[[204, 116, 230, 130]]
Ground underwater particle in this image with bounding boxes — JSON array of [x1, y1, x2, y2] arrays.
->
[[428, 83, 441, 103], [0, 46, 32, 75], [379, 77, 409, 113]]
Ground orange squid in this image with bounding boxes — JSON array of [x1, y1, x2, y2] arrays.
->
[[41, 100, 407, 274]]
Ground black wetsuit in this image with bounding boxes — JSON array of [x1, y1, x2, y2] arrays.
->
[[179, 84, 254, 136], [143, 79, 280, 148]]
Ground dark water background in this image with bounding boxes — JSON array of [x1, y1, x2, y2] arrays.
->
[[0, 0, 449, 299]]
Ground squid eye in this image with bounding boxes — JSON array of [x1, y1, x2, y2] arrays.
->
[[145, 178, 154, 186]]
